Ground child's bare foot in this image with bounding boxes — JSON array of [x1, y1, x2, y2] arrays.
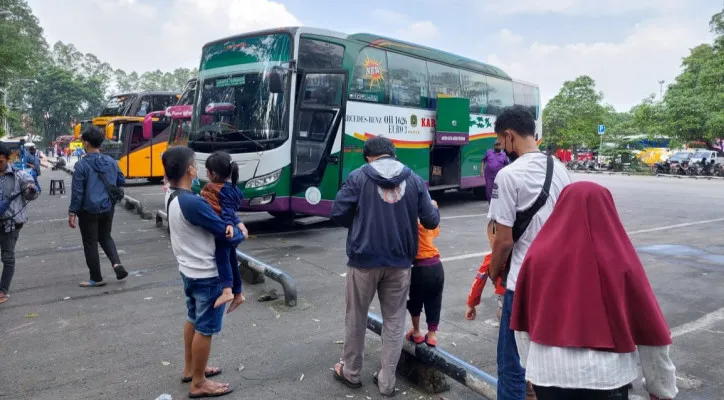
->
[[214, 289, 234, 309], [226, 293, 245, 314]]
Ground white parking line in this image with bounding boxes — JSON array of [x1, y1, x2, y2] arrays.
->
[[671, 307, 724, 338], [441, 213, 487, 220], [440, 217, 724, 263], [628, 218, 724, 235]]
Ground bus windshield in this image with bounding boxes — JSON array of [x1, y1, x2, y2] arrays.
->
[[190, 71, 288, 153], [100, 95, 136, 116]]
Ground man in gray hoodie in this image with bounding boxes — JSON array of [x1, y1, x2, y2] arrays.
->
[[331, 136, 439, 397]]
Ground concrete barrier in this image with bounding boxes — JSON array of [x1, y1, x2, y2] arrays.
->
[[123, 195, 153, 219], [155, 209, 298, 307], [656, 173, 724, 180], [366, 313, 497, 399]]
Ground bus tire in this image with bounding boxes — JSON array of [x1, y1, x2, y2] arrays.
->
[[472, 186, 487, 200]]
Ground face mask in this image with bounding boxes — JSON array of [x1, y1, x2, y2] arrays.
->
[[494, 148, 502, 153], [192, 178, 200, 187]]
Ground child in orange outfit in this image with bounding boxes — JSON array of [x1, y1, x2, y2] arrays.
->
[[465, 220, 505, 321], [406, 200, 444, 347]]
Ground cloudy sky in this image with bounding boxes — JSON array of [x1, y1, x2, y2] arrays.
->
[[27, 0, 721, 111]]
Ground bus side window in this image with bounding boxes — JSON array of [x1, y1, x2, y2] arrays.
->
[[427, 62, 461, 109], [487, 77, 514, 116], [129, 125, 146, 151], [387, 52, 429, 109], [461, 70, 488, 114]]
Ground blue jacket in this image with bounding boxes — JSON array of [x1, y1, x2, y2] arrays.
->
[[69, 153, 125, 214], [331, 156, 440, 268]]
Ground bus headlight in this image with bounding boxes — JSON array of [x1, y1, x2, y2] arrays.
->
[[245, 169, 282, 189]]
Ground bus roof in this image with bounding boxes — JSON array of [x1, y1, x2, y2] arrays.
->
[[201, 27, 511, 81]]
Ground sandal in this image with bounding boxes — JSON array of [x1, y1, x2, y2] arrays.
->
[[182, 367, 222, 383], [333, 362, 362, 389], [372, 372, 397, 397], [188, 386, 233, 398], [425, 333, 437, 347], [405, 329, 425, 344], [113, 264, 129, 281], [79, 280, 107, 287]]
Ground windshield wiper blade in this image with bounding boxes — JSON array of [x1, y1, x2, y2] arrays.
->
[[224, 130, 266, 151]]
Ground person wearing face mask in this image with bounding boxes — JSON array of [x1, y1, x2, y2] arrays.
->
[[482, 141, 509, 202], [487, 106, 571, 400]]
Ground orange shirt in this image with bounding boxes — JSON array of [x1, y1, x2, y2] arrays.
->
[[466, 254, 506, 307], [415, 223, 440, 261]]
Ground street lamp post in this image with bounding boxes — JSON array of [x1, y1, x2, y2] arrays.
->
[[658, 80, 665, 100]]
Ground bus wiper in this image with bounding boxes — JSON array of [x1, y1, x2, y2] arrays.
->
[[223, 129, 266, 151]]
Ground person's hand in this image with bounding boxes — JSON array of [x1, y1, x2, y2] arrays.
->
[[68, 213, 77, 229], [227, 293, 245, 314], [465, 305, 476, 320], [431, 199, 438, 209], [237, 222, 248, 239], [225, 225, 233, 238]]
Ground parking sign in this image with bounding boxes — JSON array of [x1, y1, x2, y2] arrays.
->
[[598, 124, 606, 135]]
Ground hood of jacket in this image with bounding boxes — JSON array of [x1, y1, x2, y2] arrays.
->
[[361, 156, 412, 189]]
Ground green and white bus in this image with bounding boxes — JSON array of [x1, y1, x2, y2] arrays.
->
[[188, 27, 541, 217]]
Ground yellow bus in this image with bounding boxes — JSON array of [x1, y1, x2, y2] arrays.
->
[[100, 114, 171, 181]]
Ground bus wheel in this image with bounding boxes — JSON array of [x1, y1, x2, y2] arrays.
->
[[472, 186, 487, 200]]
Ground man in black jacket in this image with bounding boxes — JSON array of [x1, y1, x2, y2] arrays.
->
[[330, 136, 439, 397]]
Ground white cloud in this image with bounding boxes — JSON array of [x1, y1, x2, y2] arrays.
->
[[482, 16, 714, 110], [480, 0, 687, 15], [27, 0, 301, 73], [373, 9, 440, 44]]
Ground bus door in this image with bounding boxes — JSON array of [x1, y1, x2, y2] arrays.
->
[[290, 70, 348, 205], [126, 122, 152, 178]]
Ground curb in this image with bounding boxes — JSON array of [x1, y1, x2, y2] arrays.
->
[[50, 161, 152, 220]]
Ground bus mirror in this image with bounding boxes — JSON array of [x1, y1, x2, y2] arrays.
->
[[269, 68, 284, 94], [105, 123, 114, 140]]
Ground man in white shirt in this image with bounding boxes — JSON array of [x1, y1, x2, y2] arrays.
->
[[487, 106, 571, 400]]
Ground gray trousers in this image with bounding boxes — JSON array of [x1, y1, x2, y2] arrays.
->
[[342, 266, 411, 395], [0, 229, 20, 294]]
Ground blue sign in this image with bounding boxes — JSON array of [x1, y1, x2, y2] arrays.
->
[[598, 124, 606, 135]]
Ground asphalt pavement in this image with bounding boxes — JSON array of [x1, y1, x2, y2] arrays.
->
[[2, 168, 724, 400]]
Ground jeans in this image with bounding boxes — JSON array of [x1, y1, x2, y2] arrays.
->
[[29, 169, 40, 192], [497, 289, 527, 400], [78, 210, 122, 282], [182, 274, 225, 336], [0, 229, 20, 294]]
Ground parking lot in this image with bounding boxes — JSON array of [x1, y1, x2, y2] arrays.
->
[[2, 169, 724, 399]]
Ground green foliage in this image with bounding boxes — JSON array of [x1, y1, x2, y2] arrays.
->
[[0, 0, 48, 88], [542, 75, 606, 148]]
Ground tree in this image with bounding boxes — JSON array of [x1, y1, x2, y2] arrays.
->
[[631, 94, 665, 136], [0, 0, 47, 136], [542, 76, 606, 148]]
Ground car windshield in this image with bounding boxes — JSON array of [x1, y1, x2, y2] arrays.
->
[[178, 81, 196, 106], [693, 150, 710, 158], [100, 95, 136, 116], [189, 71, 289, 153], [670, 152, 691, 161]]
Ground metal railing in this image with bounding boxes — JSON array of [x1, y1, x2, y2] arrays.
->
[[366, 313, 497, 399], [156, 210, 298, 307]]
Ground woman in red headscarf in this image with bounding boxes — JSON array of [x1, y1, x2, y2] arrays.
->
[[510, 181, 677, 400]]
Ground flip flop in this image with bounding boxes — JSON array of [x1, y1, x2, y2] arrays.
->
[[405, 329, 425, 344], [372, 372, 397, 397], [182, 367, 223, 383], [113, 265, 129, 281], [188, 387, 233, 398], [79, 280, 107, 287], [0, 294, 8, 304], [425, 333, 437, 347], [333, 362, 362, 389]]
